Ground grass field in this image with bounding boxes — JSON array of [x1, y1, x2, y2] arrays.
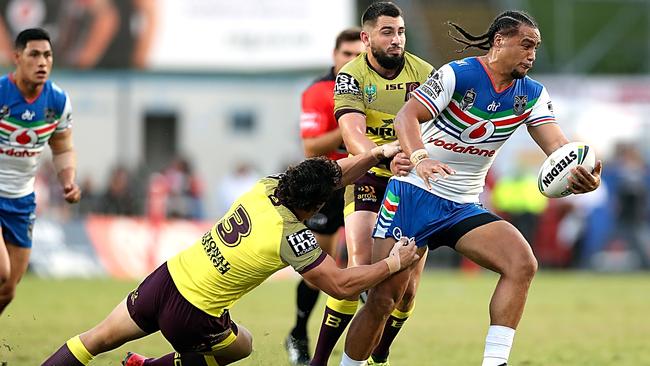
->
[[1, 271, 649, 365]]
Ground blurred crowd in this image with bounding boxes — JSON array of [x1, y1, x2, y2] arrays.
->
[[35, 156, 208, 221], [34, 142, 650, 271]]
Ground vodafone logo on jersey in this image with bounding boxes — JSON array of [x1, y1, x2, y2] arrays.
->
[[10, 128, 38, 147], [459, 120, 495, 143]]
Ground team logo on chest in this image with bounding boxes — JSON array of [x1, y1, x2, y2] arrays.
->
[[9, 128, 38, 147], [459, 120, 496, 143], [513, 95, 528, 116], [460, 88, 476, 111], [365, 84, 377, 103]]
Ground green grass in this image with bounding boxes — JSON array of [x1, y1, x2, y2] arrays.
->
[[1, 271, 649, 365]]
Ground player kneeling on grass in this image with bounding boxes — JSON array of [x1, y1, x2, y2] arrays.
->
[[41, 143, 420, 366]]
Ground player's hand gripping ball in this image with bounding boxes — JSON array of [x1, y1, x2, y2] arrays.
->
[[537, 142, 596, 198]]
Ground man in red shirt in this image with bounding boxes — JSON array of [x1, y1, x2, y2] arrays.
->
[[285, 28, 363, 366]]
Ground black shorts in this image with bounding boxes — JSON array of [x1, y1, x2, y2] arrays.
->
[[426, 212, 502, 250], [126, 263, 237, 353], [305, 188, 344, 235], [344, 172, 389, 215]]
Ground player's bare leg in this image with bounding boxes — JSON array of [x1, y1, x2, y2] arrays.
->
[[0, 243, 31, 315], [311, 211, 374, 366], [0, 229, 10, 287], [455, 220, 537, 366], [42, 299, 148, 365], [369, 248, 427, 364], [341, 237, 426, 364], [287, 231, 339, 365]]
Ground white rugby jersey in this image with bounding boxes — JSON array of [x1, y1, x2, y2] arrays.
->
[[397, 57, 556, 203], [0, 75, 72, 198]]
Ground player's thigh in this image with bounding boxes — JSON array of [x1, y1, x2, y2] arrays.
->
[[344, 210, 376, 266], [2, 244, 31, 291], [80, 298, 148, 354], [455, 220, 536, 275], [398, 249, 428, 309], [210, 323, 253, 365], [0, 229, 9, 283]]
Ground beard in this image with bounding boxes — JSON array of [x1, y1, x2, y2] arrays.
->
[[510, 68, 527, 79], [371, 46, 404, 70]]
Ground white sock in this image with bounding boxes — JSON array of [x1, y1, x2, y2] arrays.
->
[[482, 325, 515, 366], [340, 352, 367, 366]]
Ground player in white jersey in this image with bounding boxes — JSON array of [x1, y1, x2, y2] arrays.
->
[[0, 28, 80, 316], [340, 11, 603, 366]]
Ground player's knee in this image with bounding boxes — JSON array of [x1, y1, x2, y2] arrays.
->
[[0, 283, 16, 303], [0, 269, 9, 287], [399, 286, 416, 310], [366, 291, 397, 317], [512, 253, 538, 282]]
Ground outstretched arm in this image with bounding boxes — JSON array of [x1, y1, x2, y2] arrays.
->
[[301, 237, 419, 299], [336, 141, 401, 188]]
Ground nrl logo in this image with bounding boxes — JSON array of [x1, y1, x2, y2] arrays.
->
[[460, 88, 476, 111], [513, 95, 528, 116], [365, 84, 377, 103]]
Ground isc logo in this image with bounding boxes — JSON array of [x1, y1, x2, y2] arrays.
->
[[385, 83, 405, 90]]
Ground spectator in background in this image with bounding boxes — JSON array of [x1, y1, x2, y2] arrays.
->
[[164, 157, 204, 220], [215, 162, 259, 217], [98, 165, 136, 216], [604, 143, 650, 269], [491, 156, 548, 244]]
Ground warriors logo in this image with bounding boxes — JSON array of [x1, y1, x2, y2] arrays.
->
[[513, 95, 528, 116]]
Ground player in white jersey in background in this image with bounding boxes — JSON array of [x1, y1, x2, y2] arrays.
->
[[340, 10, 602, 366], [0, 28, 80, 316]]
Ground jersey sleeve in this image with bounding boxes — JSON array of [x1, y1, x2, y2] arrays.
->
[[54, 94, 73, 133], [410, 63, 456, 119], [333, 63, 365, 120], [299, 85, 330, 138], [525, 87, 556, 127], [279, 226, 326, 273]]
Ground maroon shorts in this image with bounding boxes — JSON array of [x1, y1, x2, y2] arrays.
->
[[344, 172, 389, 215], [126, 263, 237, 353]]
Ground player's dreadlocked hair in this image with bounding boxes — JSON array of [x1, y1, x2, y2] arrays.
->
[[447, 10, 538, 52], [276, 157, 342, 212]]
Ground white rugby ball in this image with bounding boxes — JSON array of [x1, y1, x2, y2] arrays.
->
[[537, 142, 596, 198]]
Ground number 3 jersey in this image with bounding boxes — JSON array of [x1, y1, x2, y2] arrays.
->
[[0, 74, 72, 198], [398, 57, 557, 203], [167, 176, 325, 317]]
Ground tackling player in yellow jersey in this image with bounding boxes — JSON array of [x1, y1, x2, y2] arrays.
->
[[41, 143, 420, 366], [311, 3, 433, 366]]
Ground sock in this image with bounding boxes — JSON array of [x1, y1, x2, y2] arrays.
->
[[310, 297, 358, 366], [482, 325, 515, 366], [42, 335, 93, 366], [370, 306, 414, 362], [144, 352, 216, 366], [339, 351, 367, 366], [291, 279, 321, 339]]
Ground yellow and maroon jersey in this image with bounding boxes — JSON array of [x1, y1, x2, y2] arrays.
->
[[334, 52, 434, 177], [167, 176, 325, 317]]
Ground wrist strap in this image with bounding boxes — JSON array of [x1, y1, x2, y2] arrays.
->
[[384, 256, 400, 274], [410, 149, 428, 167]]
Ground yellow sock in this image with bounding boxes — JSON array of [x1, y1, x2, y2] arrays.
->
[[326, 297, 359, 315], [66, 335, 94, 365]]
